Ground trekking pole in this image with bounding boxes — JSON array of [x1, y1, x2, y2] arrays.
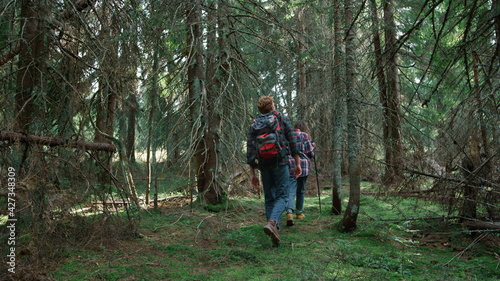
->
[[313, 156, 321, 213]]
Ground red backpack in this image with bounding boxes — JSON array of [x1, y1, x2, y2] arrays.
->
[[251, 112, 288, 163]]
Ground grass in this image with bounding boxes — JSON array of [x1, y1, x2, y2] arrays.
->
[[1, 165, 497, 280], [44, 190, 500, 281]]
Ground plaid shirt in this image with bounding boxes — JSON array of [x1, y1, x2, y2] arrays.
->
[[247, 110, 299, 169], [288, 130, 315, 177]]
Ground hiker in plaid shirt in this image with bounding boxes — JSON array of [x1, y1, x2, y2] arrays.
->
[[286, 120, 315, 226]]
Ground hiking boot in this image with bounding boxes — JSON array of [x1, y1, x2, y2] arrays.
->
[[263, 219, 281, 245], [286, 213, 294, 226], [296, 213, 305, 220]]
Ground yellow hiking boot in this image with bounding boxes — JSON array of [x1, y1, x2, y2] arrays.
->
[[286, 213, 294, 226]]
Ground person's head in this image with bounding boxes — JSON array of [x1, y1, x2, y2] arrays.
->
[[294, 120, 310, 135], [257, 96, 275, 114]]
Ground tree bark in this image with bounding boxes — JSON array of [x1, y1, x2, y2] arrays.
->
[[93, 1, 120, 186], [462, 220, 500, 231], [296, 5, 308, 118], [490, 0, 500, 157], [146, 43, 160, 206], [14, 0, 48, 132], [0, 0, 92, 68], [0, 43, 20, 68], [340, 0, 361, 232], [126, 93, 138, 162], [331, 0, 345, 215], [460, 135, 480, 219], [186, 0, 208, 204], [381, 0, 404, 185], [122, 12, 140, 163], [200, 1, 230, 205], [59, 0, 93, 21], [370, 0, 389, 183]]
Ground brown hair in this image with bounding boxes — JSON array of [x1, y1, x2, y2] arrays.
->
[[257, 96, 274, 114], [294, 120, 310, 135]]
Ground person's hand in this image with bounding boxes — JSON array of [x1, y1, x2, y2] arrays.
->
[[294, 165, 302, 179], [251, 175, 260, 190]]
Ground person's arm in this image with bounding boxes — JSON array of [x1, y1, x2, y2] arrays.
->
[[293, 153, 302, 178], [246, 125, 260, 189], [288, 126, 302, 178], [304, 133, 315, 159], [280, 115, 302, 178], [249, 166, 260, 190]]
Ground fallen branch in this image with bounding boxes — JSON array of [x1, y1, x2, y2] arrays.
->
[[444, 233, 488, 267], [155, 195, 188, 202], [462, 220, 500, 231], [365, 216, 500, 232], [405, 169, 463, 183], [0, 130, 116, 152], [366, 216, 462, 222], [361, 190, 435, 196]]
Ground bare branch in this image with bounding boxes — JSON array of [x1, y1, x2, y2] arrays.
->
[[0, 130, 116, 152]]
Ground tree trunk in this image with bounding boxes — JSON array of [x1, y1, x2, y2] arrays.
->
[[126, 93, 138, 162], [331, 0, 345, 215], [490, 0, 500, 160], [15, 0, 47, 132], [146, 43, 160, 206], [200, 1, 230, 205], [296, 5, 308, 118], [460, 135, 480, 219], [340, 0, 360, 232], [370, 0, 389, 182], [55, 53, 78, 137], [146, 96, 153, 206], [93, 2, 119, 186], [122, 24, 139, 163], [186, 0, 208, 204], [382, 0, 404, 185], [460, 51, 488, 220]]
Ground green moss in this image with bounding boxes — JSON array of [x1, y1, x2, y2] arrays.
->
[[49, 195, 499, 281]]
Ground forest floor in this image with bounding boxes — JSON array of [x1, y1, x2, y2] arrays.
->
[[2, 184, 500, 280]]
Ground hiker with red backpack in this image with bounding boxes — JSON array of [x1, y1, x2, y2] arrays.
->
[[247, 96, 301, 245], [285, 120, 315, 226]]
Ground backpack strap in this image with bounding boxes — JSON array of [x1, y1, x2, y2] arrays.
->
[[273, 112, 290, 157]]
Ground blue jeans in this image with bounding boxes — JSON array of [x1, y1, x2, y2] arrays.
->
[[287, 176, 308, 214], [260, 165, 289, 227]]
